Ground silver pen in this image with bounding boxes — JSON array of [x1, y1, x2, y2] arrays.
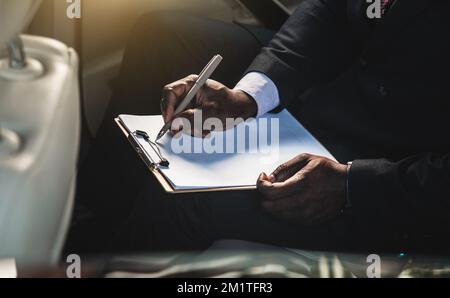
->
[[156, 54, 223, 141]]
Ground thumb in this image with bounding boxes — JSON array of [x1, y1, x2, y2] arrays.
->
[[161, 75, 198, 123]]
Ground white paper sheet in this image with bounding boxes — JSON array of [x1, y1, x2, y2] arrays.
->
[[119, 110, 335, 190]]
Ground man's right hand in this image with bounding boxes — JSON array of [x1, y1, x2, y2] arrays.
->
[[160, 75, 258, 137]]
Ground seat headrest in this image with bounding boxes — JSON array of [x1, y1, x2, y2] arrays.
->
[[0, 0, 42, 50]]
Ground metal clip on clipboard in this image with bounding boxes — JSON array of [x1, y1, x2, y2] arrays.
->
[[128, 130, 169, 168]]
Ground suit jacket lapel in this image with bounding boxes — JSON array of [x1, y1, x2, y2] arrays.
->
[[362, 0, 433, 58]]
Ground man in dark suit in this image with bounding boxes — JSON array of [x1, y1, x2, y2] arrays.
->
[[74, 0, 450, 254]]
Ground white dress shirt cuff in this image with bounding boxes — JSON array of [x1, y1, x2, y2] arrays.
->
[[234, 72, 280, 117]]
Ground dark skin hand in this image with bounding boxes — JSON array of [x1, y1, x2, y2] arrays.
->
[[257, 153, 348, 226], [161, 76, 347, 226], [161, 74, 257, 137]]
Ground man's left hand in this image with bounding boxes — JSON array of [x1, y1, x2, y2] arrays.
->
[[257, 154, 347, 226]]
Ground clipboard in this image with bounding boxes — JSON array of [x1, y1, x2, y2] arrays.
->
[[115, 118, 256, 194]]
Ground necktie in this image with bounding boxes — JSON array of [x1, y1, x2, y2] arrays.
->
[[381, 0, 393, 15]]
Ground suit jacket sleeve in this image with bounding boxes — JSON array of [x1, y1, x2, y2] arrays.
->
[[247, 0, 359, 107], [349, 153, 450, 248]]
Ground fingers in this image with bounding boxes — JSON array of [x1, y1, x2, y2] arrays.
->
[[257, 172, 306, 200], [257, 154, 314, 200], [161, 75, 198, 123], [257, 172, 273, 188], [270, 153, 312, 182], [257, 159, 310, 218]]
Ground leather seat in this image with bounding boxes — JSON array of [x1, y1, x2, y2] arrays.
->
[[0, 0, 80, 266]]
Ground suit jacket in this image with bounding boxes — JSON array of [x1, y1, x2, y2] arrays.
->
[[247, 0, 450, 252]]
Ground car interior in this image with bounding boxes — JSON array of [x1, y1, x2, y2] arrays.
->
[[1, 0, 449, 278]]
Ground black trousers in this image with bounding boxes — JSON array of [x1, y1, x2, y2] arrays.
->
[[71, 12, 356, 254]]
